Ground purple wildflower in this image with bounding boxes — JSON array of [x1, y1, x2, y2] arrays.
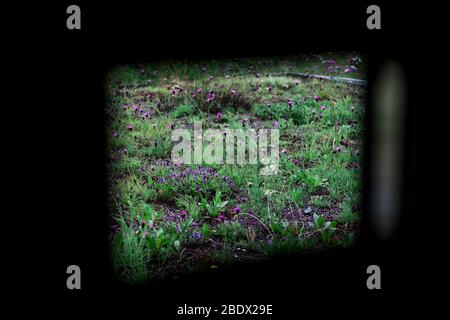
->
[[180, 210, 188, 219], [112, 131, 119, 137], [287, 98, 294, 108], [273, 120, 279, 128], [231, 206, 241, 214], [216, 112, 223, 121], [320, 105, 326, 111], [127, 124, 133, 131], [293, 159, 300, 166], [340, 139, 349, 147], [206, 91, 216, 103], [313, 95, 321, 101], [192, 231, 202, 240], [230, 89, 237, 95]]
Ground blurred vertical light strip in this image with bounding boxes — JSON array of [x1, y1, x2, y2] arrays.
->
[[370, 60, 406, 242]]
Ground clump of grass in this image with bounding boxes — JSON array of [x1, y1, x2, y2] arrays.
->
[[337, 200, 358, 224], [112, 220, 150, 284], [154, 166, 235, 202], [170, 103, 195, 118], [254, 102, 306, 125]]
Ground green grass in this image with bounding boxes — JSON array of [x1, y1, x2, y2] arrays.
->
[[106, 52, 365, 283]]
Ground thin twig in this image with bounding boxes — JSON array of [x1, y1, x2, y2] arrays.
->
[[238, 212, 275, 239]]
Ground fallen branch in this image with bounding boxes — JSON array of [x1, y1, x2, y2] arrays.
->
[[113, 72, 367, 90], [286, 72, 367, 86]]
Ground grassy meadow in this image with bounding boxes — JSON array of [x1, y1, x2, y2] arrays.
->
[[106, 53, 366, 283]]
